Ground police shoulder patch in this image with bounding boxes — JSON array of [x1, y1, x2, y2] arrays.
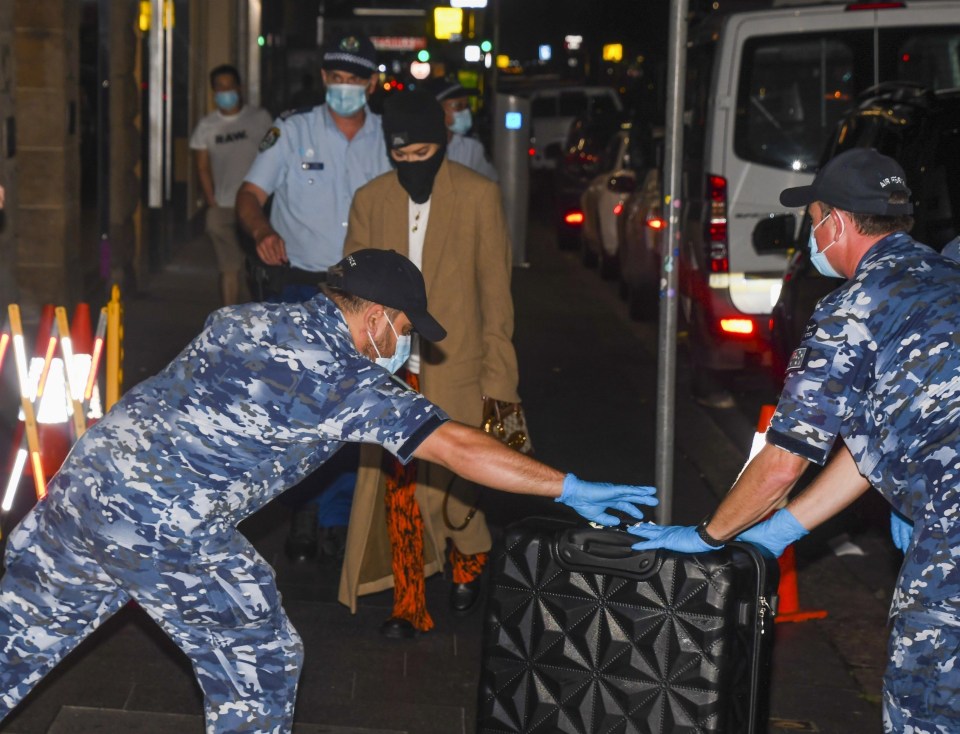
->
[[786, 346, 809, 373], [259, 126, 281, 151]]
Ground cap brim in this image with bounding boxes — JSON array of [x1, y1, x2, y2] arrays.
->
[[779, 184, 816, 208], [408, 310, 446, 342]]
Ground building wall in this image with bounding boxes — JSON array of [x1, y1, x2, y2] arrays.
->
[[0, 0, 17, 305], [11, 0, 82, 313]]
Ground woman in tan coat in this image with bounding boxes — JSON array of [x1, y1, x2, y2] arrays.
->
[[339, 90, 520, 637]]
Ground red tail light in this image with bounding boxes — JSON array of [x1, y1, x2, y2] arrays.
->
[[845, 2, 905, 10], [564, 211, 585, 226], [646, 213, 666, 231], [720, 318, 754, 335], [707, 174, 729, 273]]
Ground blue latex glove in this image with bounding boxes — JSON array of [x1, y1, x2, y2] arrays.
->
[[735, 508, 808, 558], [890, 510, 913, 553], [627, 523, 715, 553], [556, 473, 658, 526]]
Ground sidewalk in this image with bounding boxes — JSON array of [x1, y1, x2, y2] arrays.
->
[[0, 223, 888, 733]]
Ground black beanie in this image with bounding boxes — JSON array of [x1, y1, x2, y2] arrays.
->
[[382, 90, 447, 150]]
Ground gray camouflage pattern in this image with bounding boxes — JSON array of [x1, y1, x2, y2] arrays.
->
[[882, 602, 960, 733], [1, 294, 447, 732], [766, 232, 960, 726]]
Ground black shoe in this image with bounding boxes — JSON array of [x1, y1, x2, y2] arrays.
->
[[379, 617, 419, 640], [319, 525, 347, 561], [450, 577, 484, 616], [285, 507, 318, 562]]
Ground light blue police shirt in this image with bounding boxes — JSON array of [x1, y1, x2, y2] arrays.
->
[[447, 134, 498, 182], [244, 105, 392, 272]]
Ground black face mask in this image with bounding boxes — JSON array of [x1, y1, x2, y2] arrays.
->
[[394, 148, 445, 204]]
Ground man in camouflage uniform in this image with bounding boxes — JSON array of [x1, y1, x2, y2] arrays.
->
[[0, 249, 657, 734], [631, 149, 960, 733]]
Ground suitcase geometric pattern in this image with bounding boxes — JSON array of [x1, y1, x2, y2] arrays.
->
[[477, 520, 778, 734]]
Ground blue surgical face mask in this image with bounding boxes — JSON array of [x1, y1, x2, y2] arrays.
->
[[808, 212, 844, 279], [214, 90, 240, 112], [448, 107, 472, 135], [368, 314, 411, 373], [326, 83, 367, 117]]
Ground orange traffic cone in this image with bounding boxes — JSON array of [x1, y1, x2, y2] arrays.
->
[[750, 404, 829, 624], [33, 304, 71, 478]]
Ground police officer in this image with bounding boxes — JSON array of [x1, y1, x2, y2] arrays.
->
[[0, 249, 657, 734], [421, 76, 498, 181], [630, 148, 960, 733], [236, 33, 391, 301]]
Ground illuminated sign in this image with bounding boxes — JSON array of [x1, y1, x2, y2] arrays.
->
[[464, 45, 481, 62], [451, 0, 488, 7], [434, 7, 463, 40], [370, 36, 427, 51], [602, 43, 623, 62], [505, 111, 522, 130]]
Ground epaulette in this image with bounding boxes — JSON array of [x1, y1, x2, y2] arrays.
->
[[279, 106, 315, 121]]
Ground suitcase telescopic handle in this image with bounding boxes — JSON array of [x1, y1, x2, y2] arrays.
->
[[556, 527, 661, 579]]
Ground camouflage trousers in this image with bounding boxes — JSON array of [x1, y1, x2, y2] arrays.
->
[[0, 495, 304, 733], [883, 604, 960, 734]]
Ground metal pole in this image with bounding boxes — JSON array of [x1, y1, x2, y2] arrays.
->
[[655, 0, 690, 524], [147, 0, 163, 208]]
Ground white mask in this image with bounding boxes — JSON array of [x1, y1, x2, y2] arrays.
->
[[808, 211, 844, 279], [368, 314, 410, 373]]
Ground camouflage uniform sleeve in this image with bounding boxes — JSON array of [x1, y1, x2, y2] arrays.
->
[[319, 367, 449, 464], [767, 297, 875, 465]]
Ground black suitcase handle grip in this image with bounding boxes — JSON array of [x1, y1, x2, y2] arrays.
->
[[556, 526, 661, 580]]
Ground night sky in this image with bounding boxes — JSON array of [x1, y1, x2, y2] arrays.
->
[[497, 0, 672, 64]]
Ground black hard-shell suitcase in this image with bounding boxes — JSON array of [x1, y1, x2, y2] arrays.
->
[[477, 517, 779, 734]]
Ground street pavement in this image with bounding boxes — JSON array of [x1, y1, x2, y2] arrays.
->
[[0, 195, 901, 732]]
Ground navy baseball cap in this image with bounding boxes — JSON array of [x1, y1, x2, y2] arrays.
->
[[780, 148, 913, 216], [421, 76, 477, 102], [322, 34, 378, 78], [327, 249, 446, 342]]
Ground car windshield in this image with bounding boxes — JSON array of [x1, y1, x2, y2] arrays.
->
[[734, 26, 960, 171]]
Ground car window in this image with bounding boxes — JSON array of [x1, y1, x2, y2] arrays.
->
[[531, 96, 556, 118], [590, 93, 619, 118], [734, 31, 872, 172], [880, 28, 960, 90], [600, 134, 624, 171], [558, 91, 589, 116]]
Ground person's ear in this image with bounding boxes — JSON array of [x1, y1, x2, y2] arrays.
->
[[365, 74, 378, 97], [363, 304, 385, 335]]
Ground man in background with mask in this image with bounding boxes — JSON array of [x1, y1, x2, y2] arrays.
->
[[630, 148, 960, 734], [421, 76, 498, 182], [236, 33, 390, 302], [340, 91, 519, 639], [190, 64, 272, 306], [236, 33, 391, 561]]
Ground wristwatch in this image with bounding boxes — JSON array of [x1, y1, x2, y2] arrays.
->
[[696, 517, 726, 548]]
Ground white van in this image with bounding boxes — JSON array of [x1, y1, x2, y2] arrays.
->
[[679, 0, 960, 394], [528, 86, 622, 170]]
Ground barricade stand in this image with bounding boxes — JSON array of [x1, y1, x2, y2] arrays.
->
[[6, 304, 50, 503], [748, 404, 828, 624], [105, 285, 123, 411]]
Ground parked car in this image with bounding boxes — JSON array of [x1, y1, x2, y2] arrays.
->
[[579, 122, 656, 279], [678, 0, 960, 404], [767, 84, 960, 378], [528, 85, 622, 171], [618, 164, 665, 321], [552, 110, 626, 249]]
